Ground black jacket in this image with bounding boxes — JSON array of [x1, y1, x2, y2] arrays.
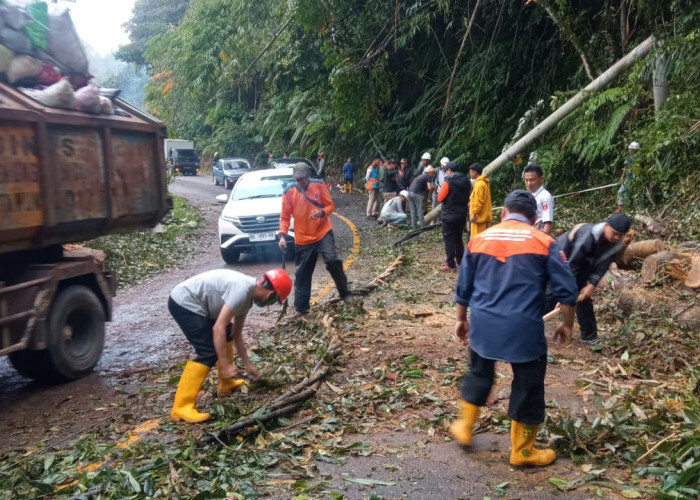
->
[[557, 223, 623, 286], [441, 172, 470, 221]]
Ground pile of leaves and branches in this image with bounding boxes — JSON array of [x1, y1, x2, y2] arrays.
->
[[542, 302, 699, 499], [87, 196, 202, 287], [0, 247, 464, 498]]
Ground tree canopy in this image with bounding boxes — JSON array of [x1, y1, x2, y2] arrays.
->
[[129, 0, 699, 207]]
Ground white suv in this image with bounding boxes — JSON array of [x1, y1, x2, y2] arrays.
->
[[218, 168, 296, 264]]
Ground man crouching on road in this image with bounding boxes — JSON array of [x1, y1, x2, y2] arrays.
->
[[168, 268, 292, 423], [278, 162, 352, 316], [450, 190, 578, 466]]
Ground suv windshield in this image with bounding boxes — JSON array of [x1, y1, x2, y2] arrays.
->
[[222, 160, 251, 171], [232, 175, 296, 200]]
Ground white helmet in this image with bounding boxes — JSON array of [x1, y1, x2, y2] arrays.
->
[[424, 165, 435, 174], [421, 152, 431, 160], [628, 141, 640, 150], [399, 190, 409, 198], [439, 156, 449, 167]]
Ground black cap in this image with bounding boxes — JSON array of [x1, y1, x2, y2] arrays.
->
[[445, 161, 457, 171], [503, 189, 537, 219], [607, 213, 631, 233]]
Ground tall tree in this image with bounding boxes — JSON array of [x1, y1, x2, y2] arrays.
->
[[115, 0, 190, 66]]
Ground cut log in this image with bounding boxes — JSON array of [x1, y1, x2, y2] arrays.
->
[[618, 239, 667, 268], [640, 251, 680, 282], [685, 255, 700, 288]]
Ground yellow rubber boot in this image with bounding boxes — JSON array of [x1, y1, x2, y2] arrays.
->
[[170, 361, 211, 423], [449, 400, 480, 445], [217, 342, 246, 396], [348, 183, 353, 194], [509, 421, 556, 466]]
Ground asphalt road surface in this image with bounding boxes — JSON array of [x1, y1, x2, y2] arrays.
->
[[0, 173, 355, 452]]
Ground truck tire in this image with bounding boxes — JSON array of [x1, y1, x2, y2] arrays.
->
[[8, 286, 105, 382], [46, 286, 105, 381], [8, 349, 52, 381], [221, 247, 240, 264]]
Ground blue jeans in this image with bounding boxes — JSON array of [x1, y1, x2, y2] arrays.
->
[[384, 212, 407, 225]]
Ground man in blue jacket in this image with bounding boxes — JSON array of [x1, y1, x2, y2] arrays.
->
[[450, 190, 578, 467], [342, 157, 355, 194]]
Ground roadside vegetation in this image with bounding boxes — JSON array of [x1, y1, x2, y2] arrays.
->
[[88, 196, 202, 287], [1, 195, 698, 498]]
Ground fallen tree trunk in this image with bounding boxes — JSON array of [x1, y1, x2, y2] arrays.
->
[[641, 251, 681, 282], [618, 287, 700, 330], [634, 214, 668, 236], [684, 255, 700, 289], [618, 239, 667, 268]]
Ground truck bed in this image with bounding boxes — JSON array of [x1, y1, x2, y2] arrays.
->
[[0, 82, 169, 255]]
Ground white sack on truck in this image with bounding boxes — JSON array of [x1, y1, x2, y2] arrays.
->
[[20, 77, 74, 109], [6, 53, 42, 83]]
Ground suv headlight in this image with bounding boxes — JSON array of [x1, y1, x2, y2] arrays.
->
[[221, 215, 241, 226]]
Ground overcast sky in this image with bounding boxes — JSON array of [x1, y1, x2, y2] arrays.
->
[[56, 0, 136, 55]]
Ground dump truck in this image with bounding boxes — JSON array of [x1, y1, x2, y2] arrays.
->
[[0, 81, 170, 382], [164, 139, 199, 176]]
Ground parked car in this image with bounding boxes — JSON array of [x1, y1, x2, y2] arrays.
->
[[269, 157, 321, 178], [217, 168, 296, 264], [213, 157, 253, 189]]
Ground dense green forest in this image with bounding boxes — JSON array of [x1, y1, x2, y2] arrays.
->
[[120, 0, 699, 209]]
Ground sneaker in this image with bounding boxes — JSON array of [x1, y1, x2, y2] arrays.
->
[[386, 224, 397, 229], [341, 293, 356, 304], [377, 219, 385, 225], [441, 264, 456, 271], [581, 337, 600, 346]]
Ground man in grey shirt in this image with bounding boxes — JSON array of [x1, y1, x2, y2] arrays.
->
[[168, 268, 292, 423]]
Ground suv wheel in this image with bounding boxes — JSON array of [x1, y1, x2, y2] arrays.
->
[[221, 247, 240, 264]]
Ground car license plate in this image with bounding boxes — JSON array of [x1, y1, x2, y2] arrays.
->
[[249, 232, 276, 242]]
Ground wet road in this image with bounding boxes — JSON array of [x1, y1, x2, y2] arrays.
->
[[0, 173, 355, 451]]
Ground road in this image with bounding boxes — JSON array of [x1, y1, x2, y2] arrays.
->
[[0, 173, 355, 454]]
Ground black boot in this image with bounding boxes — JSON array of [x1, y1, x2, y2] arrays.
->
[[326, 259, 350, 299]]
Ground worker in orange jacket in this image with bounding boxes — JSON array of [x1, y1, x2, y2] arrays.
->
[[468, 163, 492, 236], [278, 163, 352, 315]]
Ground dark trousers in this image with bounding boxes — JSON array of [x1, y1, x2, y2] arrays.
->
[[168, 297, 231, 367], [442, 216, 466, 268], [460, 349, 547, 424], [294, 231, 349, 314], [544, 281, 597, 341]]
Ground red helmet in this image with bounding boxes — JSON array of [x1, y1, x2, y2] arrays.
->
[[263, 269, 292, 303]]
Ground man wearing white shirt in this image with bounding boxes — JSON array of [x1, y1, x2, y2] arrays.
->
[[523, 164, 554, 234]]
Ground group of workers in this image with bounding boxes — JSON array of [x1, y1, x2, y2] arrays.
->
[[166, 148, 634, 469]]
